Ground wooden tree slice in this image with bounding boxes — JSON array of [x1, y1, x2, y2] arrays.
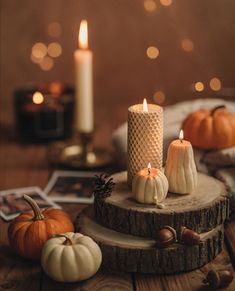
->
[[94, 171, 229, 237], [76, 207, 224, 274]]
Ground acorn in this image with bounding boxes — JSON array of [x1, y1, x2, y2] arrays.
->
[[156, 226, 177, 248], [179, 226, 200, 246], [203, 269, 233, 289]]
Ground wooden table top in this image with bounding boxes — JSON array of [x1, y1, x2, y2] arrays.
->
[[0, 124, 235, 291]]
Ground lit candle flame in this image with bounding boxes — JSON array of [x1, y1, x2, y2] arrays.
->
[[179, 129, 184, 142], [78, 19, 88, 49], [147, 162, 151, 175], [143, 98, 148, 112], [32, 91, 44, 104]]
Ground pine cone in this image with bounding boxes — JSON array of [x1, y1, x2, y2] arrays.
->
[[93, 173, 115, 200]]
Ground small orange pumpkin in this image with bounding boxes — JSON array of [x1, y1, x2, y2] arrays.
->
[[8, 194, 74, 260], [182, 105, 235, 149]]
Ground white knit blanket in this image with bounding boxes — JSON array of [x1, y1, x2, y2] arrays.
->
[[112, 98, 235, 210]]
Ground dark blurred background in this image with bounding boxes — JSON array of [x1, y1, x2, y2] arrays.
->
[[1, 0, 235, 140]]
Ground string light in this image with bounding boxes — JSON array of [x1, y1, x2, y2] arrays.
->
[[144, 0, 157, 12], [160, 0, 172, 6], [146, 46, 159, 59], [194, 82, 204, 92], [31, 42, 47, 60], [47, 42, 62, 58], [31, 53, 42, 64], [181, 38, 194, 52], [209, 77, 221, 91], [39, 56, 54, 71], [153, 91, 166, 104]]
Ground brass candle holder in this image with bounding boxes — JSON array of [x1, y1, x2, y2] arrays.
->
[[49, 131, 113, 169]]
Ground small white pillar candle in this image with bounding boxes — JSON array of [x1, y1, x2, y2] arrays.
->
[[165, 130, 198, 194], [74, 20, 93, 133]]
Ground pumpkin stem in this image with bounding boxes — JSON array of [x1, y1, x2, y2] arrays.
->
[[52, 234, 73, 246], [23, 194, 44, 220], [211, 105, 226, 116]]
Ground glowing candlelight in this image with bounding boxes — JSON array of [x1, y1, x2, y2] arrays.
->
[[78, 20, 88, 49], [143, 98, 148, 112], [148, 162, 151, 175], [32, 92, 44, 105], [179, 129, 184, 143]]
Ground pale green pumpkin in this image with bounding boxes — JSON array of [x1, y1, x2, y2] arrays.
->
[[41, 232, 102, 282]]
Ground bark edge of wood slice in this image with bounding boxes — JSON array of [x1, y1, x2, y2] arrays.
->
[[76, 206, 224, 274], [94, 171, 229, 237], [94, 172, 229, 238]]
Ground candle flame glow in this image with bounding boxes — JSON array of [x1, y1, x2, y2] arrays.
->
[[143, 98, 148, 112], [78, 19, 88, 49], [179, 129, 184, 141], [147, 162, 151, 175], [32, 92, 44, 104]]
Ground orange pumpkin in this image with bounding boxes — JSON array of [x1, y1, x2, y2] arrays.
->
[[182, 105, 235, 149], [8, 194, 74, 260]]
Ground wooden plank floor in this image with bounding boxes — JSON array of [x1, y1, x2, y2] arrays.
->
[[0, 125, 235, 290]]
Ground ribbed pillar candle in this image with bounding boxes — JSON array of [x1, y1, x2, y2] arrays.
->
[[127, 101, 163, 186]]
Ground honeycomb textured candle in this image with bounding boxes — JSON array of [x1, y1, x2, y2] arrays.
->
[[127, 104, 163, 186]]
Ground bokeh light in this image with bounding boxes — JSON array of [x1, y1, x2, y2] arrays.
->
[[30, 53, 42, 64], [31, 42, 47, 60], [49, 81, 63, 96], [160, 0, 172, 6], [209, 77, 221, 91], [146, 46, 160, 59], [153, 91, 166, 104], [48, 22, 62, 38], [47, 42, 62, 58], [32, 92, 44, 104], [181, 38, 194, 52], [144, 0, 157, 12], [39, 56, 54, 71], [194, 82, 204, 92]]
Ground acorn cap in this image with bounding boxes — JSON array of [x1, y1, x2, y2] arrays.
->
[[163, 226, 177, 241], [156, 226, 177, 248]]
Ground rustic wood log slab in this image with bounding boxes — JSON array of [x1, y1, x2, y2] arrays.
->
[[76, 207, 224, 274], [94, 171, 229, 237]]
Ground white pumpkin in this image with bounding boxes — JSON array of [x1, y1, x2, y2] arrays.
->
[[41, 232, 102, 282], [132, 167, 168, 205], [165, 139, 198, 194]]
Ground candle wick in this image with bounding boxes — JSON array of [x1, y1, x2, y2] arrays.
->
[[180, 139, 183, 143], [148, 168, 151, 175]]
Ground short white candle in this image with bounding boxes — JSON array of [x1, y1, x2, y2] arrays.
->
[[132, 163, 168, 206], [74, 20, 93, 133], [165, 130, 198, 194]]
